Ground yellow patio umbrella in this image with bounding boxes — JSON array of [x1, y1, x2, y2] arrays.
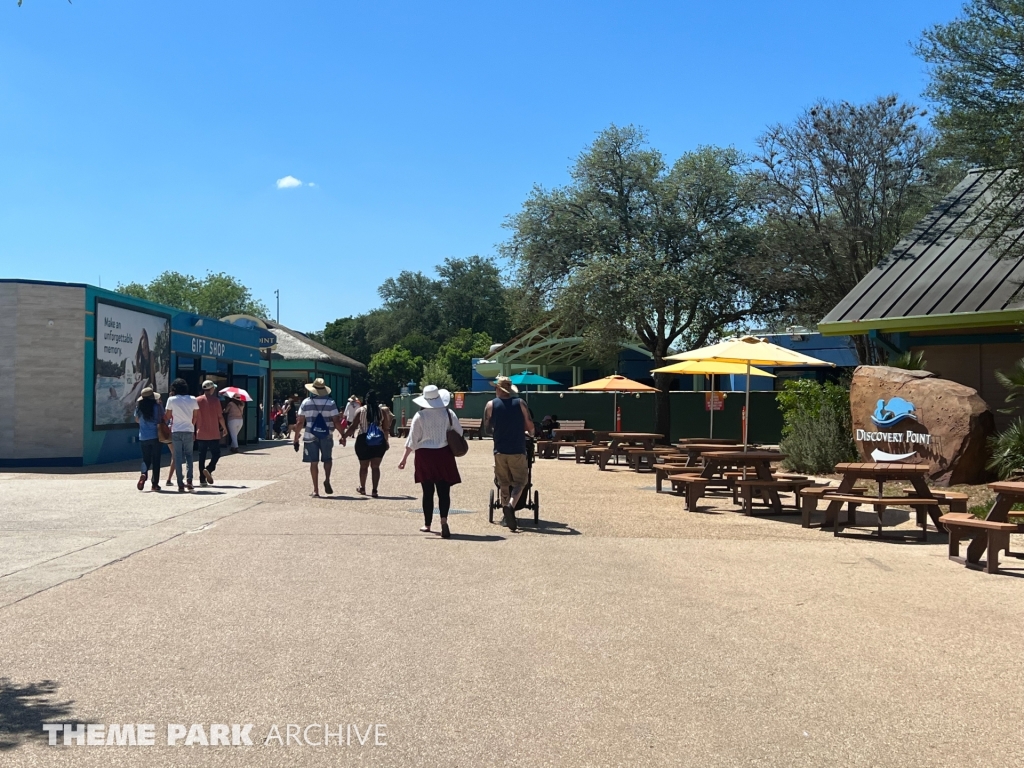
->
[[666, 336, 835, 449], [569, 374, 658, 430], [650, 359, 775, 439]]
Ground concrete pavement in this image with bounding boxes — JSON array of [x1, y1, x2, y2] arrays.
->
[[1, 440, 1022, 766]]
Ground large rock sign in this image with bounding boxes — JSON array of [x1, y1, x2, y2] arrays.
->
[[849, 366, 995, 485]]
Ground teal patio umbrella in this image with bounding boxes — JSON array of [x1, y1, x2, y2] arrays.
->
[[507, 370, 560, 400]]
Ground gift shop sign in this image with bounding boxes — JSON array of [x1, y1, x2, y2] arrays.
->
[[855, 396, 932, 461]]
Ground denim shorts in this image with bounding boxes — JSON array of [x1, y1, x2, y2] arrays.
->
[[302, 436, 334, 463]]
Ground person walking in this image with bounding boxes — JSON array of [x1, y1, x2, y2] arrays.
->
[[293, 378, 344, 497], [483, 376, 532, 532], [224, 395, 245, 453], [165, 378, 200, 492], [341, 394, 361, 431], [343, 390, 393, 497], [397, 385, 462, 539], [195, 380, 227, 486], [286, 392, 301, 441], [134, 387, 164, 492]]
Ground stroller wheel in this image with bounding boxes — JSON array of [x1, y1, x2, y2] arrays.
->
[[488, 489, 495, 524], [533, 491, 540, 525]]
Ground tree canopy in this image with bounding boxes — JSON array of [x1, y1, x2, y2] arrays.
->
[[118, 271, 269, 319], [917, 1, 1024, 169], [755, 96, 951, 354], [503, 125, 786, 436]]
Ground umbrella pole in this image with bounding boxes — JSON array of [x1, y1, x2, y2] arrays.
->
[[744, 361, 751, 452], [708, 374, 714, 439]]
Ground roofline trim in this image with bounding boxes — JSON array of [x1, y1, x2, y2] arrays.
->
[[818, 308, 1024, 336]]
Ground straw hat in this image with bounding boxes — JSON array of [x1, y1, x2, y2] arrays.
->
[[137, 387, 156, 402], [414, 384, 451, 409], [491, 376, 519, 395], [304, 377, 331, 396]]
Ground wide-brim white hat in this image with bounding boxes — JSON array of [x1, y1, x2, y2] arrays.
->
[[414, 385, 451, 409]]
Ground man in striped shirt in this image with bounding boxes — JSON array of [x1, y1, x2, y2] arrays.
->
[[293, 378, 344, 497]]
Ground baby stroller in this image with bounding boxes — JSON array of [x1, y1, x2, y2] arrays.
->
[[488, 435, 540, 526]]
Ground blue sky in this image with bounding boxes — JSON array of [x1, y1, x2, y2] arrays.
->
[[0, 0, 964, 334]]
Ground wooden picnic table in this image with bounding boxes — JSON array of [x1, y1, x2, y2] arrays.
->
[[676, 438, 740, 446], [552, 428, 594, 443], [681, 443, 748, 467], [948, 481, 1024, 570], [607, 432, 663, 451], [823, 462, 943, 540], [701, 450, 787, 514]]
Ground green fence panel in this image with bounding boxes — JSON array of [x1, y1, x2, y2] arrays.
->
[[392, 390, 783, 444]]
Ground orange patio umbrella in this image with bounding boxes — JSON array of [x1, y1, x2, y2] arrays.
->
[[569, 375, 658, 430]]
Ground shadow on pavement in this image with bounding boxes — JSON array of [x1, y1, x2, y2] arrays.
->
[[518, 519, 580, 536], [0, 678, 77, 751], [443, 533, 505, 542]]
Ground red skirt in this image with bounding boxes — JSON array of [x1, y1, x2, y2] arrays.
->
[[414, 446, 462, 485]]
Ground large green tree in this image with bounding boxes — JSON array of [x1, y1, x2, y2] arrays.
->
[[503, 125, 784, 438], [917, 1, 1024, 169], [118, 271, 269, 319], [754, 96, 951, 361], [368, 345, 423, 400]]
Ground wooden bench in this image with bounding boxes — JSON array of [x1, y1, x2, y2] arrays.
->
[[556, 440, 591, 459], [932, 490, 969, 513], [459, 418, 483, 439], [940, 512, 1022, 574], [724, 471, 806, 504], [800, 486, 866, 528], [624, 447, 682, 472], [655, 464, 699, 492], [733, 478, 814, 514], [668, 474, 709, 510], [587, 446, 614, 469], [535, 440, 557, 459]]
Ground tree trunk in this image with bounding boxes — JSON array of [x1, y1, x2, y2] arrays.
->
[[653, 368, 671, 444]]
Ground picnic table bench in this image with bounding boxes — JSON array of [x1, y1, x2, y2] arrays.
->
[[459, 418, 483, 439], [623, 446, 683, 472], [942, 481, 1024, 574], [819, 462, 947, 540]]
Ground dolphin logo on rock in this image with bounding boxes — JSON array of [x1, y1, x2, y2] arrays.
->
[[871, 397, 917, 428]]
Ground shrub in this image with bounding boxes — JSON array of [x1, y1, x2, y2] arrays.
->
[[777, 379, 857, 474], [986, 417, 1024, 479], [420, 357, 458, 393]]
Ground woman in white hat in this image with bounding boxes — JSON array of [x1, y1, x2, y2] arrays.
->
[[397, 385, 463, 539]]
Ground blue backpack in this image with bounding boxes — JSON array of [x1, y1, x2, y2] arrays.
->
[[310, 400, 331, 438], [365, 420, 384, 446]]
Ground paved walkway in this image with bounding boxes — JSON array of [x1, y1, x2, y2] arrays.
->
[[1, 441, 1023, 766]]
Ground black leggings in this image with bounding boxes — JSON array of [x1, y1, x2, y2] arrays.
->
[[140, 439, 161, 486], [421, 481, 451, 527]]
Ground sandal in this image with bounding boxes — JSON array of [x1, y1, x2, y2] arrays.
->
[[419, 526, 432, 533], [356, 487, 366, 495], [310, 492, 320, 498], [324, 479, 333, 495], [371, 490, 379, 498]]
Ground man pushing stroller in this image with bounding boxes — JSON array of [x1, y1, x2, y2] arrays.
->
[[483, 376, 533, 532]]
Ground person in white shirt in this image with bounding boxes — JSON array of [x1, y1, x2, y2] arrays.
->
[[164, 378, 200, 492], [397, 385, 463, 539]]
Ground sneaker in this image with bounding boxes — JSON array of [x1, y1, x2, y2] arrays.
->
[[137, 474, 147, 491], [186, 482, 194, 492], [502, 504, 517, 532], [200, 479, 208, 487], [441, 522, 451, 539], [323, 479, 333, 495], [202, 469, 213, 485], [151, 484, 161, 492], [178, 485, 186, 493], [166, 478, 174, 487]]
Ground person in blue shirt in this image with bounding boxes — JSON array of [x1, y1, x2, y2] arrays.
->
[[483, 376, 533, 531], [134, 387, 165, 492]]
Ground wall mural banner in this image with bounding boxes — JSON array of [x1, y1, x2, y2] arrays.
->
[[94, 300, 171, 429]]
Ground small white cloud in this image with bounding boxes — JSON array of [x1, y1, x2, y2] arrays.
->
[[276, 175, 302, 189], [308, 182, 317, 187]]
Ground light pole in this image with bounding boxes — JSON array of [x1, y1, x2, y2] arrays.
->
[[274, 289, 280, 323]]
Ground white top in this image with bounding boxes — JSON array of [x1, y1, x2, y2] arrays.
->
[[298, 396, 340, 442], [343, 400, 361, 423], [405, 407, 462, 451], [165, 395, 199, 433]]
